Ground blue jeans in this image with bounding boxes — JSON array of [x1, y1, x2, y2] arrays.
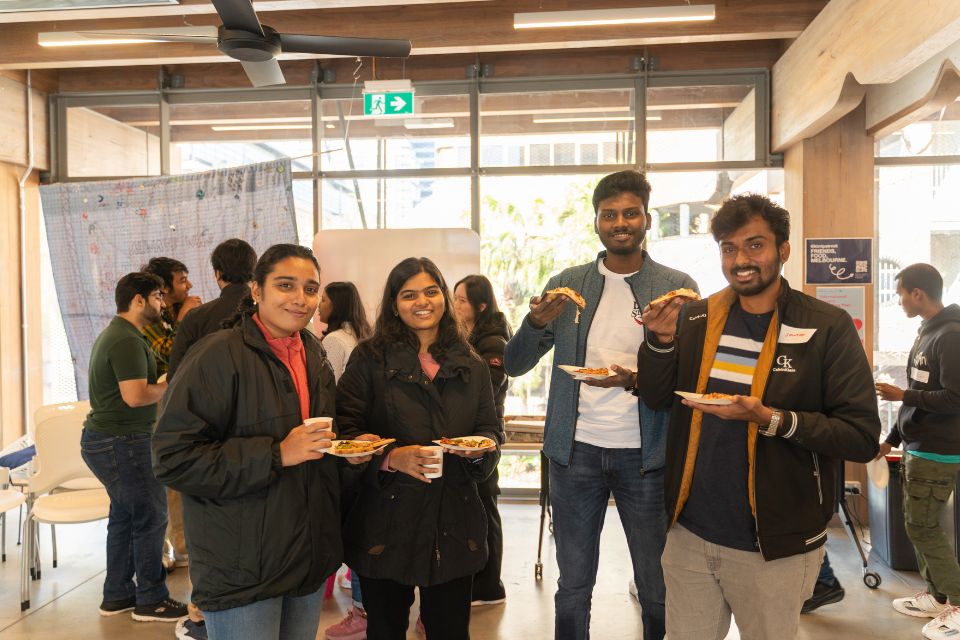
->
[[817, 551, 836, 585], [351, 567, 363, 609], [79, 429, 169, 605], [550, 441, 667, 640], [204, 590, 323, 640]]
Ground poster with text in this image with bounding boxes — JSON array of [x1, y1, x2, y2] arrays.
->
[[815, 286, 866, 346], [805, 238, 873, 285]]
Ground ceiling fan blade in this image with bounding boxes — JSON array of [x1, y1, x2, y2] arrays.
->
[[241, 59, 286, 87], [278, 34, 411, 58], [212, 0, 264, 35], [39, 26, 218, 46]]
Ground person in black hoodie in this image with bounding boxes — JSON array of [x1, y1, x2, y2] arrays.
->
[[453, 274, 513, 606], [876, 263, 960, 638], [336, 257, 503, 640], [152, 244, 374, 640]]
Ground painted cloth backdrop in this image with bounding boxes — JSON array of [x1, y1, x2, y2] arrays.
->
[[40, 159, 298, 399]]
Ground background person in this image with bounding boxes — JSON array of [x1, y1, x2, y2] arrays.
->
[[336, 257, 503, 640], [81, 271, 187, 623], [876, 263, 960, 640], [153, 244, 371, 640], [453, 274, 512, 606]]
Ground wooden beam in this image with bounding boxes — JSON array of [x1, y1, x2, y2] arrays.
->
[[772, 0, 960, 152], [0, 75, 50, 170], [866, 40, 960, 139], [0, 0, 825, 70]]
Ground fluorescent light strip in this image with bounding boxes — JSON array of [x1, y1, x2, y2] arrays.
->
[[514, 4, 715, 29], [210, 124, 312, 131], [404, 118, 455, 129], [532, 115, 661, 123], [39, 27, 217, 47]]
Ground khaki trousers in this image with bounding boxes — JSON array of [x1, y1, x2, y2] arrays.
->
[[165, 488, 187, 558], [662, 524, 822, 640]]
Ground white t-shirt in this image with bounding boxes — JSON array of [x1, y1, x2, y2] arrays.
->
[[322, 325, 359, 382], [574, 259, 644, 449]]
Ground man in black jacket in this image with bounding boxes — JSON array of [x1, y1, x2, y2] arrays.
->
[[638, 194, 880, 640], [167, 238, 257, 380], [876, 263, 960, 639]]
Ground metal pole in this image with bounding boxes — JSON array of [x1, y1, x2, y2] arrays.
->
[[17, 70, 35, 441]]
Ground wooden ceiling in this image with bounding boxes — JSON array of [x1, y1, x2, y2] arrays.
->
[[0, 0, 827, 88]]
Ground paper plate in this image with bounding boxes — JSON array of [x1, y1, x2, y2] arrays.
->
[[674, 390, 734, 406], [557, 364, 615, 381], [866, 456, 890, 489]]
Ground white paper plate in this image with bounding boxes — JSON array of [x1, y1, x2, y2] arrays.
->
[[866, 456, 890, 489], [433, 438, 496, 452], [674, 390, 734, 406], [324, 440, 391, 458], [557, 364, 615, 381]]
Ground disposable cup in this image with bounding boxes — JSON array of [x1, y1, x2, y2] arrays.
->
[[421, 445, 443, 479], [304, 417, 333, 431]]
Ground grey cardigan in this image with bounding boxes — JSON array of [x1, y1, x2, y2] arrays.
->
[[504, 251, 698, 467]]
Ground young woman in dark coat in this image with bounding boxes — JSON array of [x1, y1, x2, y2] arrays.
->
[[453, 274, 512, 606], [152, 244, 373, 640], [336, 257, 504, 640]]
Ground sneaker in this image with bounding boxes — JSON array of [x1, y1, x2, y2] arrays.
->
[[99, 596, 136, 617], [801, 579, 845, 613], [629, 580, 639, 603], [132, 597, 189, 622], [175, 617, 208, 640], [471, 586, 506, 606], [924, 606, 960, 640], [471, 596, 506, 606], [894, 591, 951, 618], [324, 607, 367, 640], [415, 615, 426, 639]]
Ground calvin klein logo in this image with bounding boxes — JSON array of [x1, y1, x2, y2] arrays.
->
[[773, 354, 796, 373], [689, 313, 707, 321]]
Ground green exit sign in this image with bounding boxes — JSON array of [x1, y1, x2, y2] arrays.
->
[[363, 91, 414, 116]]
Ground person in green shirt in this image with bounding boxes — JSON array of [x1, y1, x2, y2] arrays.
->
[[80, 271, 188, 623]]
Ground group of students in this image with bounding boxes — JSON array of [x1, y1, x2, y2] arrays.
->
[[82, 238, 516, 640]]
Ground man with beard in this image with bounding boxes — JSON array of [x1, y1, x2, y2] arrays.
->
[[142, 257, 202, 377], [81, 272, 188, 622], [638, 194, 880, 640], [504, 170, 697, 640]]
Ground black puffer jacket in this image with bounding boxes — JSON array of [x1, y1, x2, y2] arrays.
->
[[152, 315, 343, 612], [336, 341, 503, 586], [470, 313, 512, 496]]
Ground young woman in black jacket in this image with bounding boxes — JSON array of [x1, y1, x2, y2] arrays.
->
[[152, 244, 373, 640], [336, 257, 504, 640], [453, 275, 512, 606]]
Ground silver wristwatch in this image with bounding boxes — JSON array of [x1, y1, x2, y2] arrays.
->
[[760, 410, 783, 437]]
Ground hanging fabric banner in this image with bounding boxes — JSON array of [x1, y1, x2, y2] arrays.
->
[[40, 159, 298, 399]]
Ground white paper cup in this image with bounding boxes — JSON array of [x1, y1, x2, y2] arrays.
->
[[304, 417, 333, 431], [421, 445, 443, 479]]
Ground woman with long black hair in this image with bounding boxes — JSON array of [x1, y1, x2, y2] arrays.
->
[[336, 257, 503, 640], [453, 274, 512, 606], [153, 244, 372, 640], [318, 281, 372, 382]]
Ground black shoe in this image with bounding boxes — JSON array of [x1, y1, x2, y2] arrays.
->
[[801, 579, 845, 614], [99, 596, 136, 617], [132, 598, 189, 622]]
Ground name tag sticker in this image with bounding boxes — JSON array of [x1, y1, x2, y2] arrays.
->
[[911, 367, 930, 384], [778, 325, 817, 344]]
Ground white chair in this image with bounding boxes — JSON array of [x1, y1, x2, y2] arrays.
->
[[0, 468, 26, 561], [20, 407, 110, 611]]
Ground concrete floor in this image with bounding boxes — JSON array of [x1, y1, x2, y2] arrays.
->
[[0, 503, 927, 639]]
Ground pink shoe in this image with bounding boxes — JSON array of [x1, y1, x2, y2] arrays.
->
[[324, 607, 367, 640], [415, 615, 426, 639]]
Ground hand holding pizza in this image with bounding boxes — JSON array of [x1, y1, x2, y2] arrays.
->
[[681, 394, 773, 424]]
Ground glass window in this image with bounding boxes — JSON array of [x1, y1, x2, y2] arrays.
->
[[293, 180, 314, 246], [321, 177, 470, 230], [876, 162, 960, 433], [320, 94, 470, 171], [67, 105, 161, 177], [40, 208, 78, 405], [876, 103, 960, 158], [646, 84, 756, 163], [480, 89, 635, 167], [170, 100, 312, 174]]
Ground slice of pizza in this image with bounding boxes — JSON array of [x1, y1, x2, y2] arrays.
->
[[701, 392, 734, 400], [545, 287, 586, 308], [649, 288, 700, 307]]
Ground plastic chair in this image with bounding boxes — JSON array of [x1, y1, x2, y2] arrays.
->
[[0, 468, 26, 561], [20, 406, 110, 611]]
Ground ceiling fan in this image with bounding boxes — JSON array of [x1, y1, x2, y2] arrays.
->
[[38, 0, 412, 87]]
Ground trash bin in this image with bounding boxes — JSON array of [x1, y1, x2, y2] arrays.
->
[[868, 454, 957, 571]]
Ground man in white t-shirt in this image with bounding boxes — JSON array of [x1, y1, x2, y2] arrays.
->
[[505, 170, 698, 640]]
